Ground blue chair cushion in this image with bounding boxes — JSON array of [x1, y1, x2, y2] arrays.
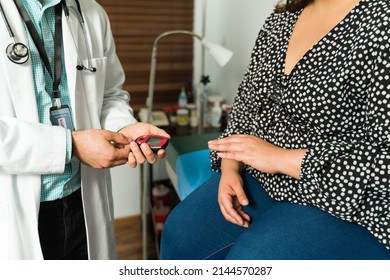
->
[[175, 149, 216, 200]]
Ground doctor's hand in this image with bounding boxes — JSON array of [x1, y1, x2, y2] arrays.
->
[[119, 123, 170, 168], [72, 129, 131, 169]]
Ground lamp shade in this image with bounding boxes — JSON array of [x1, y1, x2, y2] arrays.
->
[[146, 30, 234, 124], [201, 38, 233, 67]]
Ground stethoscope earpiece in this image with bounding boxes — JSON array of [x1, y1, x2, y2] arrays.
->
[[6, 42, 29, 64]]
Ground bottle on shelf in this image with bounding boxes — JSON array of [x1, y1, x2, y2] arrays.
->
[[187, 103, 198, 128], [208, 96, 224, 128], [178, 87, 188, 108], [176, 108, 189, 126], [210, 101, 222, 128]]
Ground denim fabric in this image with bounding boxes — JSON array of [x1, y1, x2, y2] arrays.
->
[[38, 188, 88, 260], [160, 172, 390, 260]]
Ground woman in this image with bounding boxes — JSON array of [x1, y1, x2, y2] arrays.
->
[[160, 0, 390, 260]]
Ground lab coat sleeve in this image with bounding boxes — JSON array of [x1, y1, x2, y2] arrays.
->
[[0, 117, 67, 175]]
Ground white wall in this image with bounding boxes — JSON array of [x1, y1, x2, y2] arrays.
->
[[194, 0, 277, 104], [111, 158, 169, 218], [110, 165, 141, 218], [111, 0, 278, 219]]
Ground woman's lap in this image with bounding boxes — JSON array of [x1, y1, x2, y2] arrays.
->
[[160, 173, 246, 260], [227, 191, 390, 259], [160, 172, 390, 260]]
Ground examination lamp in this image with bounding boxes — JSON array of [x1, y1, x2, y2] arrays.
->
[[146, 30, 233, 131], [142, 29, 233, 260]]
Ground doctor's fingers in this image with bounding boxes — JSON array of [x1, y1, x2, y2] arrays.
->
[[100, 145, 130, 167], [103, 130, 130, 146], [127, 147, 165, 168], [140, 142, 159, 164], [102, 131, 131, 166], [148, 125, 171, 139], [110, 149, 129, 167], [156, 149, 167, 159], [129, 141, 158, 165], [127, 152, 137, 168]]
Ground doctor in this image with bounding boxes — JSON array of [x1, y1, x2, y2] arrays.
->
[[0, 0, 169, 259]]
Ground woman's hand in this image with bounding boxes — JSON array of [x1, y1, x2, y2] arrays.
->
[[218, 160, 250, 227], [119, 123, 170, 168], [209, 135, 282, 173], [209, 135, 306, 179]]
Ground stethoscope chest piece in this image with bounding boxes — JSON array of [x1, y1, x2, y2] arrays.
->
[[6, 42, 29, 64]]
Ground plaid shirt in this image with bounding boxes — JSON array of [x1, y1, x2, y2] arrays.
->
[[22, 0, 80, 201]]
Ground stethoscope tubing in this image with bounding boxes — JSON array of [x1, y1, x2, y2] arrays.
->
[[63, 2, 96, 72], [0, 0, 95, 71], [0, 1, 15, 40], [1, 1, 29, 63]]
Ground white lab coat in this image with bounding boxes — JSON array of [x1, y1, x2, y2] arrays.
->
[[0, 0, 137, 259]]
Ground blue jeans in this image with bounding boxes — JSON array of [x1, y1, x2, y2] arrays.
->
[[160, 172, 390, 260]]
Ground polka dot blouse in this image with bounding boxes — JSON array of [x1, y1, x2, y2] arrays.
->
[[210, 0, 390, 250]]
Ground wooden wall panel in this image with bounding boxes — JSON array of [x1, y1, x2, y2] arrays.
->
[[96, 0, 194, 110]]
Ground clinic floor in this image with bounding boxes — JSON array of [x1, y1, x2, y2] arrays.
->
[[114, 215, 158, 260]]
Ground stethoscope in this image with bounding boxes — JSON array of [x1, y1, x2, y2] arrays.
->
[[0, 0, 96, 72]]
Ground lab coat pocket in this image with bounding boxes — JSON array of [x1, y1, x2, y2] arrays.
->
[[75, 57, 107, 129], [78, 57, 107, 106], [0, 202, 9, 259]]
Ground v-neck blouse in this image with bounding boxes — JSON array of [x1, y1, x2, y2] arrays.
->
[[210, 0, 390, 250]]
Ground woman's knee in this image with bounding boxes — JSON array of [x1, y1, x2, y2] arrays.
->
[[160, 175, 221, 259], [160, 205, 187, 259]]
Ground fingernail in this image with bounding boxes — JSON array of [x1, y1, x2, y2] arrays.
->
[[241, 199, 249, 206], [130, 141, 137, 148]]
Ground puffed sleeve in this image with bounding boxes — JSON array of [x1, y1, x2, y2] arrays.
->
[[299, 28, 390, 224]]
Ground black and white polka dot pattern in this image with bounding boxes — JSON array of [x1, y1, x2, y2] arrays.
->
[[211, 0, 390, 250]]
